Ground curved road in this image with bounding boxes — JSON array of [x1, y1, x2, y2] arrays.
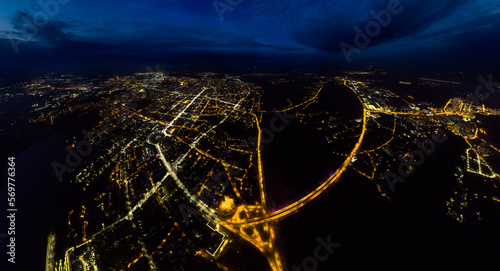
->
[[224, 80, 367, 226]]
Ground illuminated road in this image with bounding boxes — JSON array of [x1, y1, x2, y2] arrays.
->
[[155, 143, 219, 220], [163, 86, 206, 133], [226, 108, 367, 226], [217, 79, 366, 226]]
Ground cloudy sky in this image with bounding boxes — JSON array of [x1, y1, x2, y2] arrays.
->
[[0, 0, 499, 72]]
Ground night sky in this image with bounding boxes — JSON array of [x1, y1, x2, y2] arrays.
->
[[1, 0, 500, 72]]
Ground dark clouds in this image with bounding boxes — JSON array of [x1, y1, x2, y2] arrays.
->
[[291, 0, 474, 52], [0, 0, 499, 71], [10, 10, 77, 46]]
